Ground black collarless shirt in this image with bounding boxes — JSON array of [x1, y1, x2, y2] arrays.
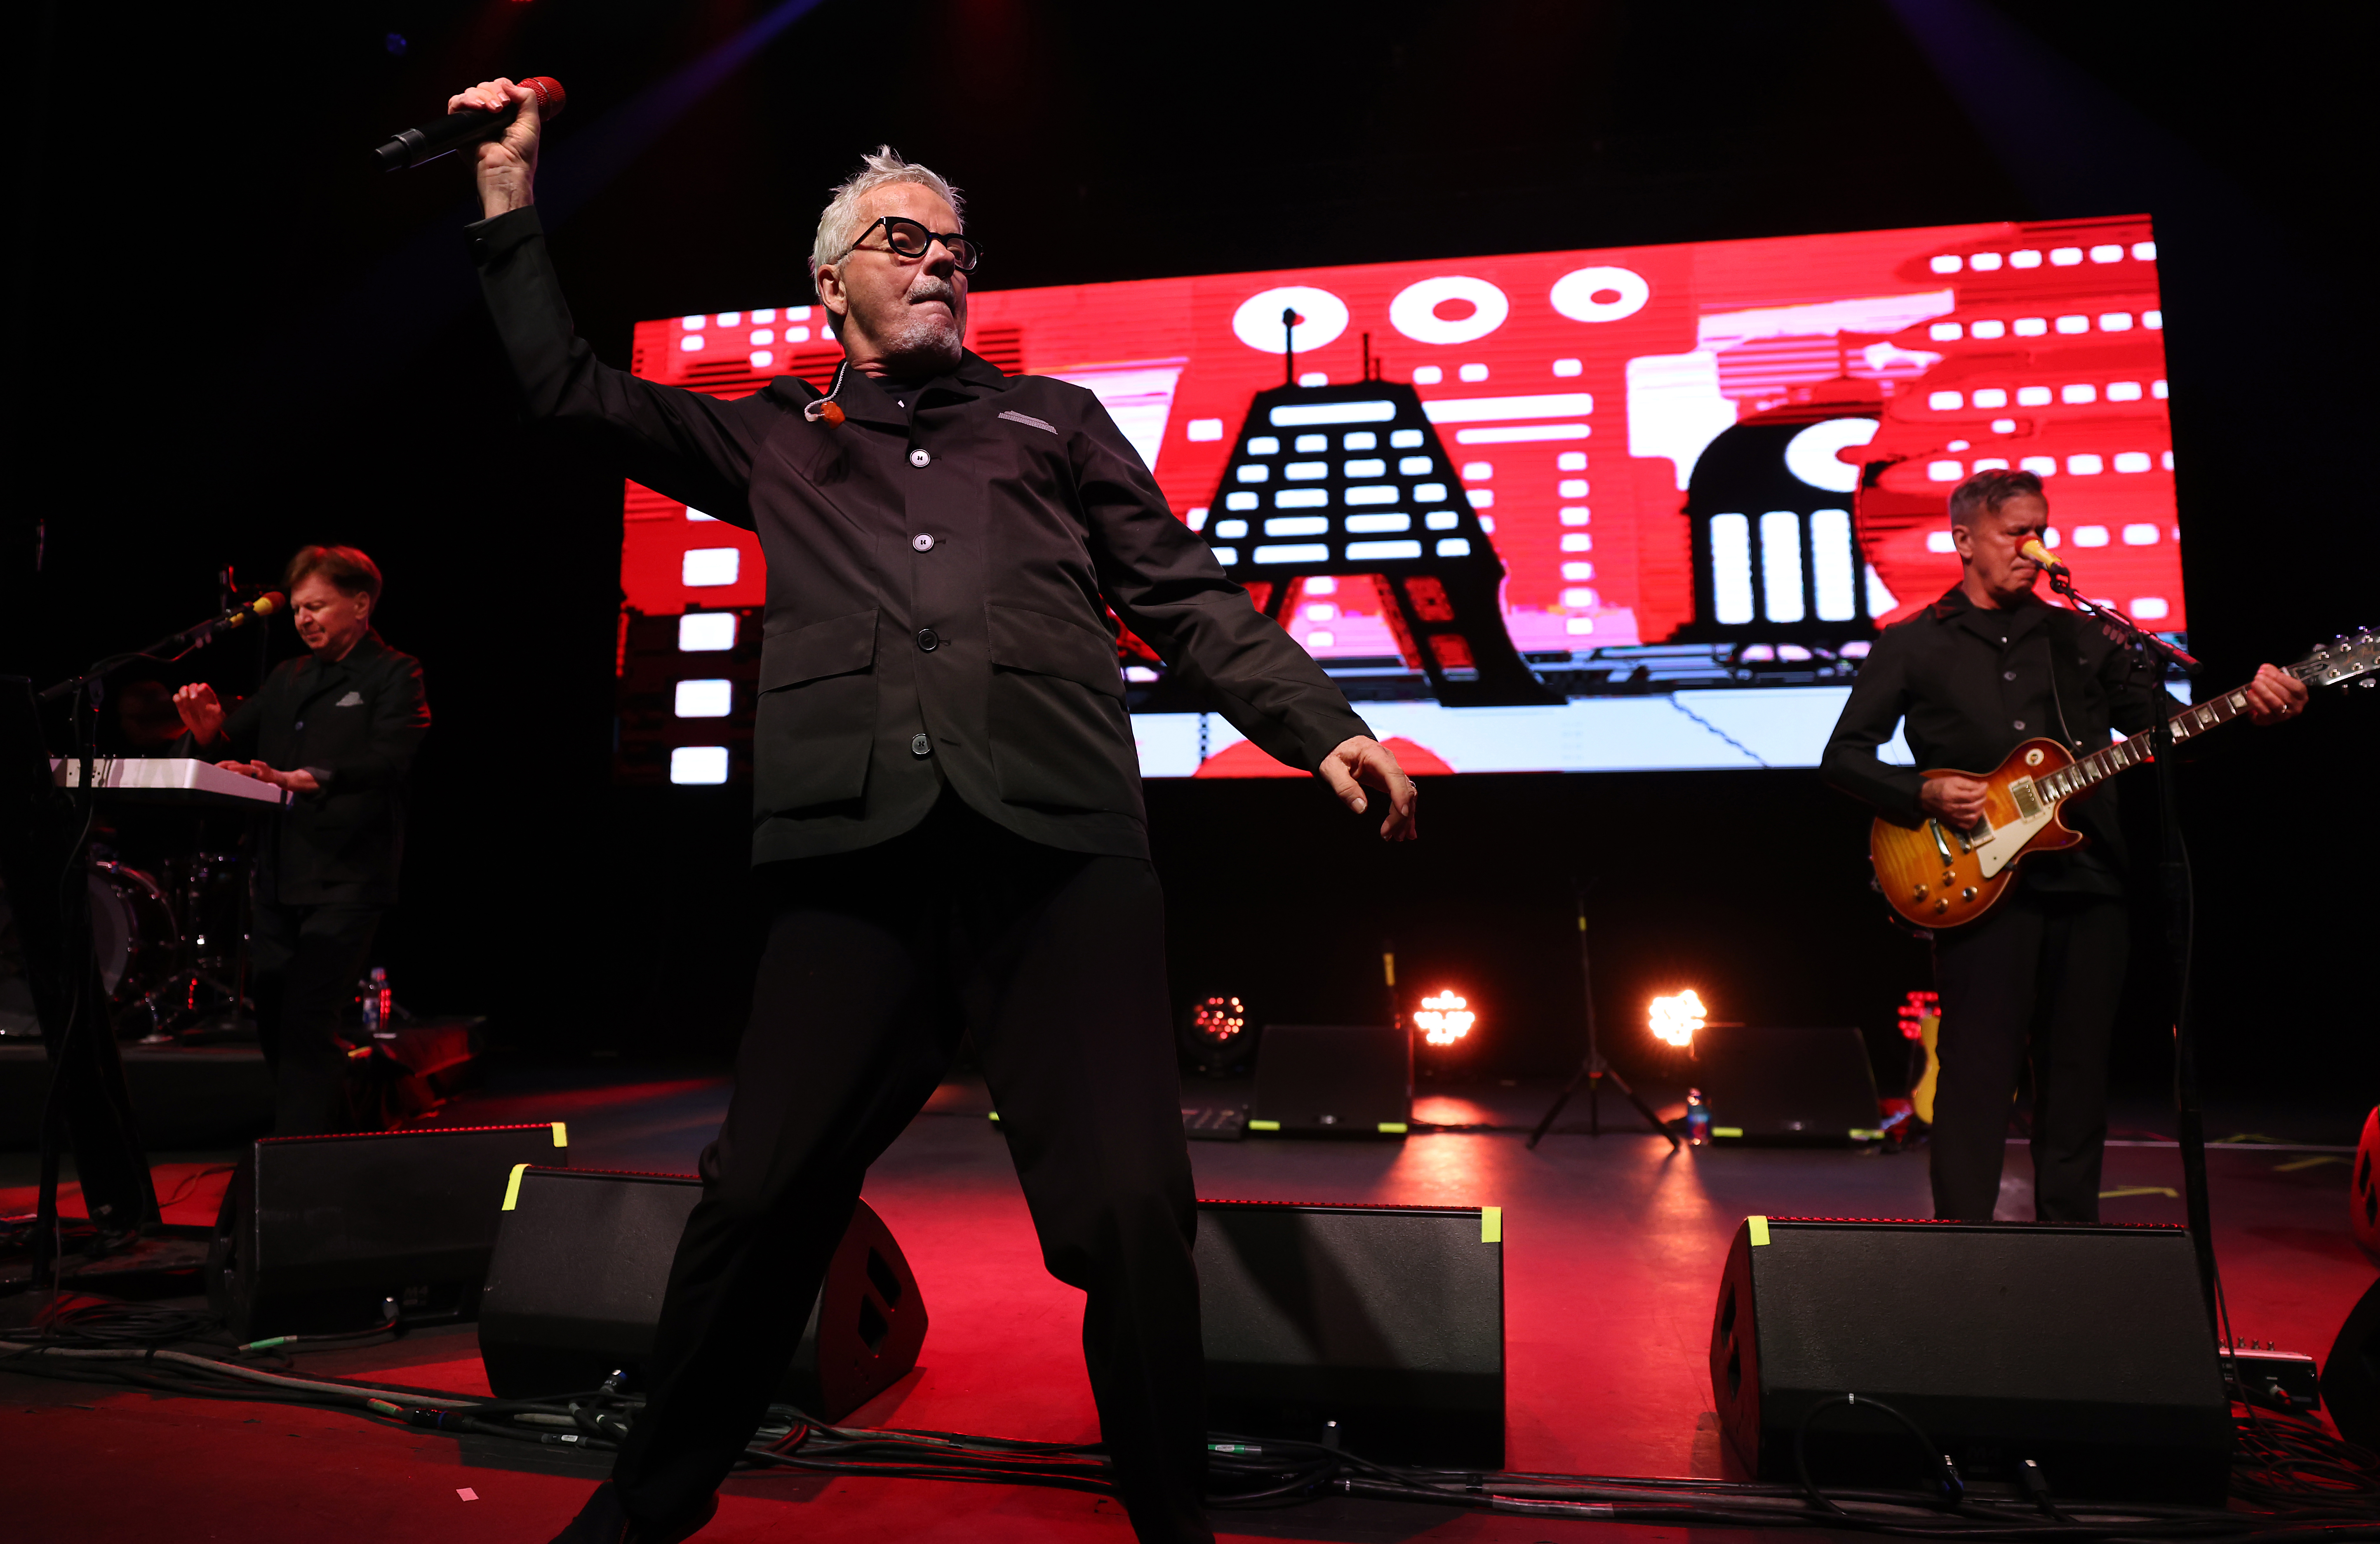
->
[[186, 632, 431, 904], [1823, 586, 2160, 894], [468, 205, 1371, 866]]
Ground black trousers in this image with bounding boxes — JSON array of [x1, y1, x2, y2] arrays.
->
[[612, 794, 1210, 1544], [249, 900, 383, 1137], [1929, 889, 2127, 1222]]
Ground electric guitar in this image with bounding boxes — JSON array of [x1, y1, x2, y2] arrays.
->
[[1871, 627, 2380, 929]]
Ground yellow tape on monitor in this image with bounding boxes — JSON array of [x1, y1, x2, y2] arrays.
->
[[552, 1122, 568, 1147], [502, 1163, 530, 1212], [1481, 1206, 1502, 1243], [1747, 1215, 1770, 1247]]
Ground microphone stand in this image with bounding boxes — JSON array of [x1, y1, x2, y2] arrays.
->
[[1528, 879, 1679, 1151], [35, 602, 270, 706], [2045, 569, 2221, 1336], [14, 605, 265, 1283]]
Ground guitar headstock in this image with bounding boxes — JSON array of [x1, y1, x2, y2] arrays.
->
[[2296, 627, 2380, 690]]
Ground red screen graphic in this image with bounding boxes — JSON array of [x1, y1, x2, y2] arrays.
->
[[617, 214, 2180, 781]]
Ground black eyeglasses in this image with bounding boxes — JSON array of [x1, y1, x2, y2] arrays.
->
[[838, 215, 983, 273]]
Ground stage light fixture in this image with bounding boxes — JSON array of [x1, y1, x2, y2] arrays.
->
[[1649, 990, 1707, 1047], [1191, 994, 1247, 1050], [1414, 991, 1476, 1047]]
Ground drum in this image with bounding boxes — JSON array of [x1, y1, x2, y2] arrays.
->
[[88, 861, 179, 1005]]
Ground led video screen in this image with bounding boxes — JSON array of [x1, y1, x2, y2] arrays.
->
[[616, 214, 2179, 782]]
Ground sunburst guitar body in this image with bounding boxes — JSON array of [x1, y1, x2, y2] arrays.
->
[[1867, 625, 2379, 930], [1872, 739, 2085, 929]]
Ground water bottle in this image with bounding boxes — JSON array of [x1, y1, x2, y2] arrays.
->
[[1685, 1088, 1712, 1147], [365, 966, 391, 1036]]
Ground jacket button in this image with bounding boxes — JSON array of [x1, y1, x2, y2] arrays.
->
[[910, 733, 932, 756], [908, 447, 931, 468], [2013, 719, 2027, 730], [2003, 670, 2017, 681], [912, 533, 934, 552], [917, 627, 939, 652], [294, 720, 304, 731]]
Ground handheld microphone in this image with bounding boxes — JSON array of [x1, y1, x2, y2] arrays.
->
[[2019, 538, 2066, 574], [374, 77, 566, 173]]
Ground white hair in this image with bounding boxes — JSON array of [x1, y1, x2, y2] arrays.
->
[[808, 146, 965, 318]]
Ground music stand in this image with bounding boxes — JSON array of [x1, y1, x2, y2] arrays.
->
[[1527, 880, 1678, 1151]]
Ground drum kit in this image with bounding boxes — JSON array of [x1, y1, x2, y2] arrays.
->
[[92, 844, 255, 1041], [0, 841, 258, 1044], [0, 758, 282, 1044]]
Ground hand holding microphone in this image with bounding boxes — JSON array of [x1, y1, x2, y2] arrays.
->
[[376, 77, 563, 219]]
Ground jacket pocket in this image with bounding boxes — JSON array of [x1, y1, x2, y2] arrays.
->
[[987, 605, 1126, 700], [985, 604, 1141, 814], [754, 609, 878, 812]]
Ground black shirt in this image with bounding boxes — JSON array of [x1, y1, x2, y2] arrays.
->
[[1822, 586, 2160, 894], [468, 205, 1370, 865], [193, 632, 430, 905]]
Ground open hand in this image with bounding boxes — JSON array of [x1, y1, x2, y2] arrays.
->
[[1317, 735, 1418, 841], [173, 683, 225, 745], [216, 761, 320, 794], [1919, 773, 1988, 831], [2242, 662, 2309, 725]]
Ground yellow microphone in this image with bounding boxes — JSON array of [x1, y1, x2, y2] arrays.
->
[[2019, 538, 2066, 574], [221, 591, 285, 632]]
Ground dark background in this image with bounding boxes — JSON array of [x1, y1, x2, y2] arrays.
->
[[7, 1, 2372, 1099]]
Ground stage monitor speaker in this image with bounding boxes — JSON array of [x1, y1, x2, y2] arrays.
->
[[208, 1121, 570, 1340], [1197, 1199, 1502, 1466], [2321, 1274, 2380, 1450], [477, 1167, 925, 1422], [1248, 1024, 1410, 1137], [1694, 1026, 1882, 1142], [1709, 1217, 2229, 1501]]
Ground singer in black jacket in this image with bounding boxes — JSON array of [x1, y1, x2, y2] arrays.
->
[[1823, 470, 2302, 1222], [175, 546, 430, 1135], [451, 79, 1416, 1544]]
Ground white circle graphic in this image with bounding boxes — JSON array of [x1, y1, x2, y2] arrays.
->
[[1387, 276, 1510, 346], [1550, 266, 1651, 323], [1784, 417, 1881, 494], [1231, 287, 1350, 354]]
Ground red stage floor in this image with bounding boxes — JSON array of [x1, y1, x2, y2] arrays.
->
[[5, 1073, 2371, 1542]]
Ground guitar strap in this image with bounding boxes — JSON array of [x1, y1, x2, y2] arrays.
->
[[2044, 610, 2093, 753]]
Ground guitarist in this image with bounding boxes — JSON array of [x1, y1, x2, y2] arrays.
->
[[1822, 469, 2306, 1221]]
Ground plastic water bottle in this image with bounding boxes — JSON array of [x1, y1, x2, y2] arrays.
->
[[1686, 1088, 1712, 1147]]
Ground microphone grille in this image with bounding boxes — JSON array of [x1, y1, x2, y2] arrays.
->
[[523, 77, 567, 120], [256, 591, 286, 614]]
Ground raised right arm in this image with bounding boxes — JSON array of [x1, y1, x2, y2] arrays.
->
[[456, 77, 773, 527]]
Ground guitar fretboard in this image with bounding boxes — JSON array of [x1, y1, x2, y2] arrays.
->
[[2038, 661, 2312, 805]]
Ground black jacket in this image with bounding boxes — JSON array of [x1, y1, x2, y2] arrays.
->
[[1822, 587, 2160, 892], [195, 633, 430, 905], [467, 207, 1369, 864]]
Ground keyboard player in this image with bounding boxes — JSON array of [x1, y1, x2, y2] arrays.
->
[[172, 546, 430, 1134]]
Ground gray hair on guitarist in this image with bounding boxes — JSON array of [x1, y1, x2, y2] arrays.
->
[[1821, 468, 2307, 1223]]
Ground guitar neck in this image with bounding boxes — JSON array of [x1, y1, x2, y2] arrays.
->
[[2037, 662, 2310, 805]]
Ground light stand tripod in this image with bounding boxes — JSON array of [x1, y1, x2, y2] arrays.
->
[[2044, 569, 2222, 1333], [1528, 881, 1678, 1151]]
